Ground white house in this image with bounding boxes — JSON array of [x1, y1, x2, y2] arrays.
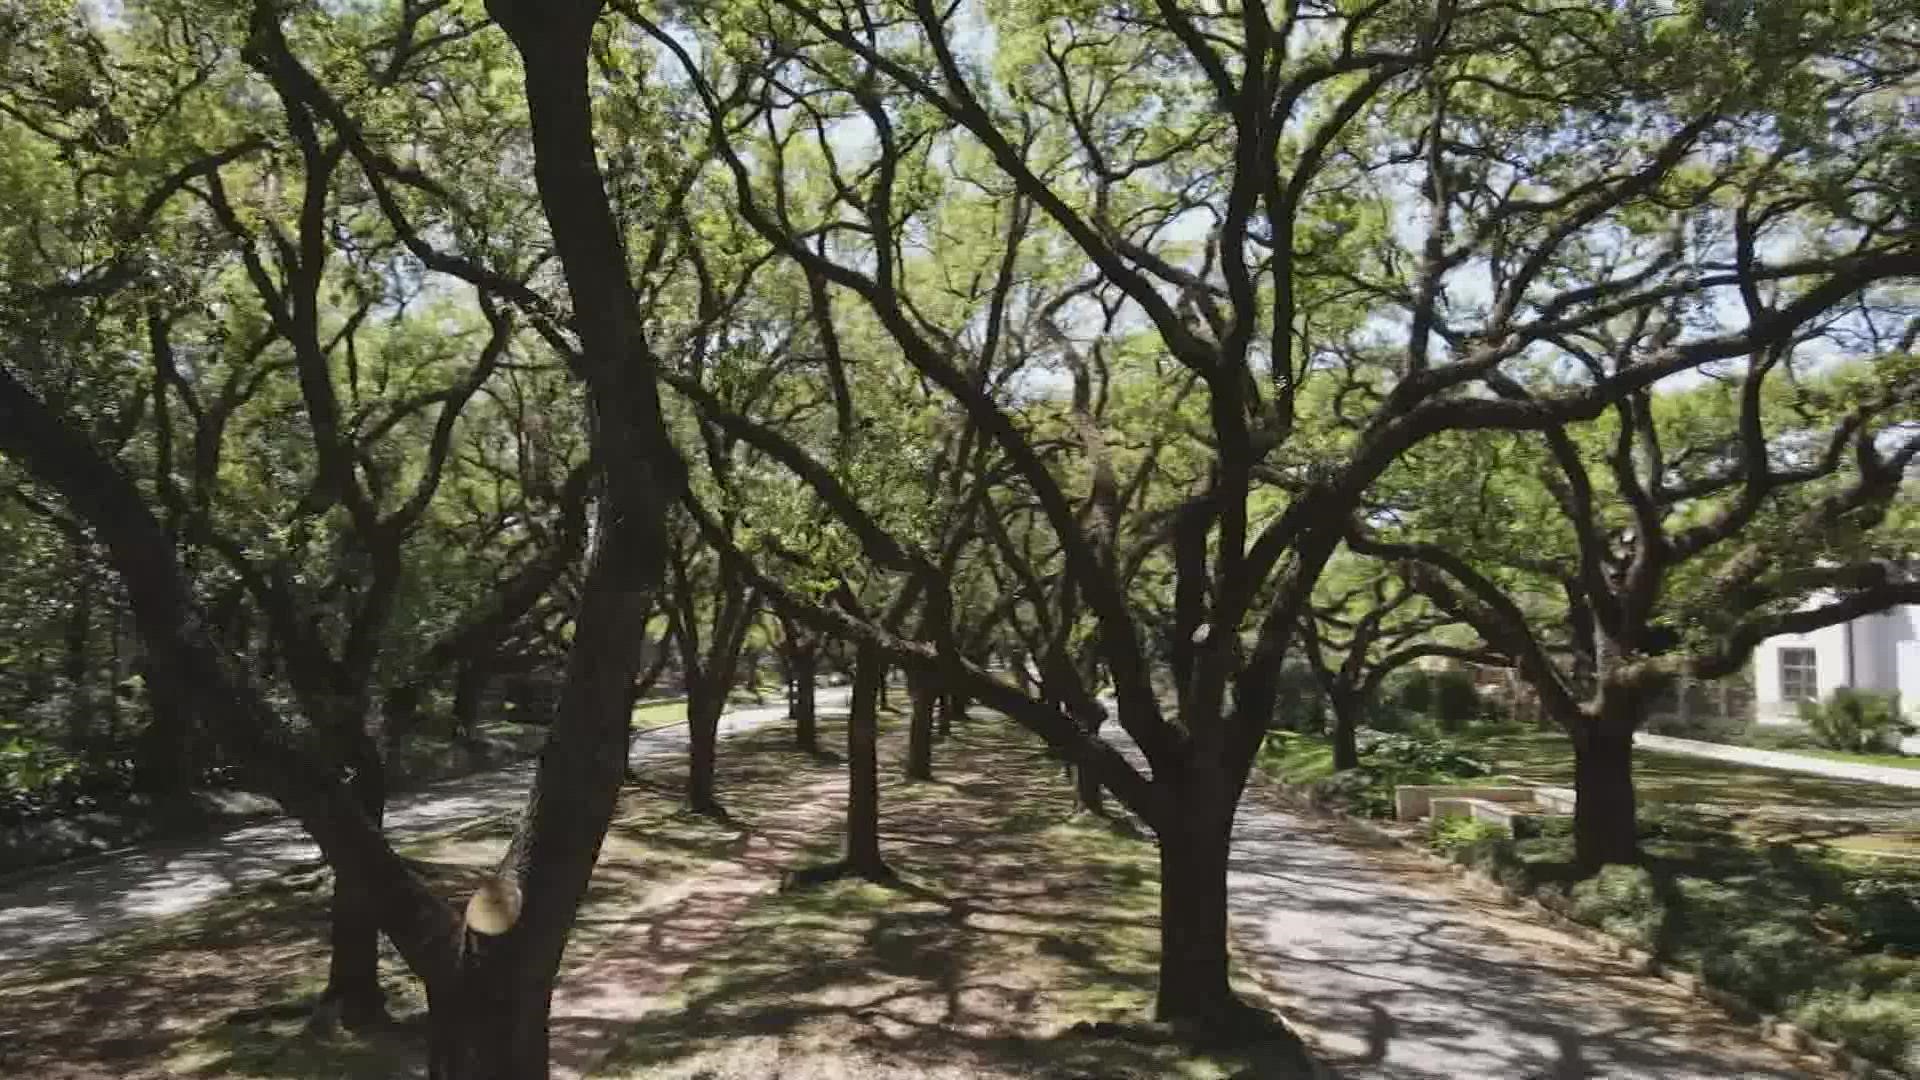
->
[[1751, 604, 1920, 725]]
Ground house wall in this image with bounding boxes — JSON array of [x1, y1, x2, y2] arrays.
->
[[1753, 621, 1853, 724], [1751, 605, 1920, 724]]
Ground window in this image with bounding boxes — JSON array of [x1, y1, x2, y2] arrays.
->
[[1779, 647, 1819, 703]]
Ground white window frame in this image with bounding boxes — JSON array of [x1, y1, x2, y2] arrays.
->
[[1778, 647, 1819, 703]]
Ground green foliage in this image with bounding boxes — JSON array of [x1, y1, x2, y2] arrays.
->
[[1568, 866, 1664, 952], [1800, 689, 1909, 753], [1840, 875, 1920, 954], [1427, 816, 1508, 856], [1386, 669, 1483, 732], [1436, 807, 1920, 1070], [1794, 989, 1920, 1072], [1270, 664, 1327, 733], [1292, 731, 1494, 818]]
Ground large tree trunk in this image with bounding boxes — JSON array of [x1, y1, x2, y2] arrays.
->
[[1071, 704, 1106, 815], [1572, 714, 1639, 871], [845, 641, 885, 877], [430, 2, 688, 1068], [1154, 772, 1235, 1025], [1329, 688, 1362, 771], [938, 689, 964, 738], [451, 662, 487, 741], [740, 647, 762, 702], [905, 672, 934, 780], [791, 645, 817, 753], [320, 712, 390, 1030], [321, 862, 387, 1030], [64, 555, 94, 750], [686, 676, 725, 815], [1074, 761, 1106, 817], [132, 654, 197, 795]]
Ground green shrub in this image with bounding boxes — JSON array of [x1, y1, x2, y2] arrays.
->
[[1354, 731, 1492, 776], [1388, 669, 1484, 732], [1271, 664, 1327, 732], [1792, 989, 1920, 1072], [1741, 725, 1821, 752], [1428, 815, 1508, 855], [1569, 865, 1665, 952], [1799, 689, 1908, 753], [1840, 875, 1920, 953], [1430, 670, 1482, 731], [1389, 670, 1432, 716], [1695, 914, 1838, 1010]]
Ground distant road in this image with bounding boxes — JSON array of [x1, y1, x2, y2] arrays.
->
[[0, 690, 845, 964]]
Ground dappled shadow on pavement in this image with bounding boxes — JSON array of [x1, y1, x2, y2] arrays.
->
[[0, 694, 844, 970], [592, 722, 1315, 1079], [1228, 798, 1821, 1079], [0, 698, 843, 1080]]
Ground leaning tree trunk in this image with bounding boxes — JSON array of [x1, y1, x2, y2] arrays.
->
[[791, 645, 818, 754], [1154, 755, 1237, 1025], [1572, 697, 1641, 871], [686, 675, 725, 815], [905, 671, 935, 780], [845, 641, 886, 877], [1329, 688, 1362, 771]]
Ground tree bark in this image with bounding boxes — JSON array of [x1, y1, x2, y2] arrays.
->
[[1070, 703, 1106, 815], [1329, 689, 1362, 771], [685, 676, 725, 815], [1572, 709, 1639, 871], [845, 640, 885, 876], [938, 690, 963, 738], [321, 861, 387, 1030], [132, 654, 197, 795], [740, 647, 762, 702], [1154, 771, 1235, 1024], [791, 645, 817, 753], [905, 671, 934, 780], [434, 3, 689, 1071], [451, 663, 486, 740], [320, 708, 390, 1029], [1074, 761, 1106, 816], [64, 553, 94, 750]]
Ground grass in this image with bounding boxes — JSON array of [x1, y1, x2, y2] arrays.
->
[[1791, 747, 1920, 771], [1257, 730, 1336, 788], [1475, 731, 1920, 811], [593, 719, 1311, 1079], [1469, 730, 1920, 856], [632, 697, 690, 732]]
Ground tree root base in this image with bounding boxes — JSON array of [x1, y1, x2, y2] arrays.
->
[[780, 857, 898, 891]]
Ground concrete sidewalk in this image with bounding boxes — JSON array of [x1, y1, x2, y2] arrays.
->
[[0, 691, 844, 964], [1637, 731, 1920, 789], [1229, 793, 1824, 1079]]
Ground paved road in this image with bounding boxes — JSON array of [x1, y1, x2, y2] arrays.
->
[[0, 691, 845, 965], [1229, 794, 1821, 1079], [1637, 731, 1920, 790]]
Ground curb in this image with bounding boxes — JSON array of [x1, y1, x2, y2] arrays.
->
[[1250, 770, 1905, 1080]]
